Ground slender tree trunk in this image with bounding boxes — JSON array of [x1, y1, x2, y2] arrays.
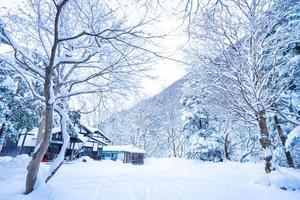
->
[[26, 43, 56, 194], [224, 132, 231, 161], [171, 128, 177, 157], [258, 111, 273, 174], [143, 133, 146, 151], [240, 139, 255, 163], [26, 57, 54, 193], [25, 0, 69, 193], [36, 114, 46, 146], [273, 114, 294, 168], [0, 123, 6, 153], [69, 142, 73, 161], [46, 106, 70, 183], [20, 129, 29, 154], [25, 103, 54, 194]]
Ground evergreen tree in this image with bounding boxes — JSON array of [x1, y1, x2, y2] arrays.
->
[[181, 88, 223, 162], [0, 63, 43, 151]]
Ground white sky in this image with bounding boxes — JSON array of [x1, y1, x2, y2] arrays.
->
[[0, 0, 187, 97]]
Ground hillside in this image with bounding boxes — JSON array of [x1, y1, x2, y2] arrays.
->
[[100, 77, 187, 157]]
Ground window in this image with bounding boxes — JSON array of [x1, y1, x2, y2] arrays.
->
[[84, 147, 93, 155], [132, 153, 139, 161], [50, 143, 61, 150]]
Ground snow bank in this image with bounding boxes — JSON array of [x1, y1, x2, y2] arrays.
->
[[75, 156, 94, 163], [0, 154, 50, 199], [0, 155, 30, 198], [0, 154, 30, 169], [0, 156, 14, 162], [255, 167, 300, 191], [0, 154, 31, 184]]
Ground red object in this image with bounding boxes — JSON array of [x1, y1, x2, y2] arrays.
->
[[42, 158, 49, 163]]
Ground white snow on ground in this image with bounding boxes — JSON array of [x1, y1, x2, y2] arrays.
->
[[1, 156, 300, 200]]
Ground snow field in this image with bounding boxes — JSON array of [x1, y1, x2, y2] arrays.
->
[[0, 156, 300, 200]]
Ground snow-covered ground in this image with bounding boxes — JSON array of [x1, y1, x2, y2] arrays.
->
[[1, 155, 300, 200]]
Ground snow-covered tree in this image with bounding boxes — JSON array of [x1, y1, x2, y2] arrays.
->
[[180, 90, 224, 162], [269, 1, 300, 168], [0, 66, 15, 151], [100, 99, 165, 157], [99, 80, 187, 158], [160, 95, 187, 158], [0, 63, 43, 152], [0, 0, 164, 193], [184, 0, 300, 172]]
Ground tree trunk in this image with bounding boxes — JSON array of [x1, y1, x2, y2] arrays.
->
[[273, 114, 294, 168], [19, 129, 29, 154], [36, 114, 46, 146], [24, 0, 68, 194], [224, 132, 231, 161], [143, 133, 146, 151], [258, 111, 273, 174], [25, 103, 54, 194], [26, 51, 55, 193], [240, 140, 255, 163], [46, 105, 70, 183], [171, 128, 177, 157], [71, 142, 75, 160], [0, 123, 6, 153]]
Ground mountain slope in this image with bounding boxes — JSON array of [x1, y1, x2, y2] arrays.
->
[[100, 77, 187, 157]]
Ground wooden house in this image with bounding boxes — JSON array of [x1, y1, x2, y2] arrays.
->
[[102, 145, 146, 165], [77, 125, 111, 160], [17, 125, 111, 161]]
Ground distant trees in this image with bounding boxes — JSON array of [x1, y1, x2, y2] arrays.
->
[[183, 0, 300, 172], [101, 99, 173, 157], [160, 94, 187, 158], [100, 81, 188, 158], [0, 0, 163, 193]]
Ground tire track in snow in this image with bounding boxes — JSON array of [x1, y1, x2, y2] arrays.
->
[[175, 185, 193, 200]]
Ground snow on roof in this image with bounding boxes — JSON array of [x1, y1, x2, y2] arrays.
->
[[103, 145, 146, 154], [17, 134, 36, 147], [26, 127, 62, 137], [17, 127, 62, 147], [81, 124, 98, 133], [80, 125, 111, 143]]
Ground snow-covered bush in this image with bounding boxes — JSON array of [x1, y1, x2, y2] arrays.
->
[[286, 126, 300, 168]]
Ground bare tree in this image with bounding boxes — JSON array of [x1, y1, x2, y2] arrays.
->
[[0, 0, 164, 193], [186, 0, 299, 173], [160, 94, 187, 158]]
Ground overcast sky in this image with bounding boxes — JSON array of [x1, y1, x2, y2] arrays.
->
[[0, 0, 188, 98]]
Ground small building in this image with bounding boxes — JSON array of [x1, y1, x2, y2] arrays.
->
[[77, 125, 111, 160], [18, 127, 84, 161], [17, 125, 111, 161], [102, 145, 146, 165]]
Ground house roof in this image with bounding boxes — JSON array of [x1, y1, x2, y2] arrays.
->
[[17, 127, 62, 147], [103, 145, 146, 154], [18, 125, 110, 147], [79, 125, 111, 142]]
